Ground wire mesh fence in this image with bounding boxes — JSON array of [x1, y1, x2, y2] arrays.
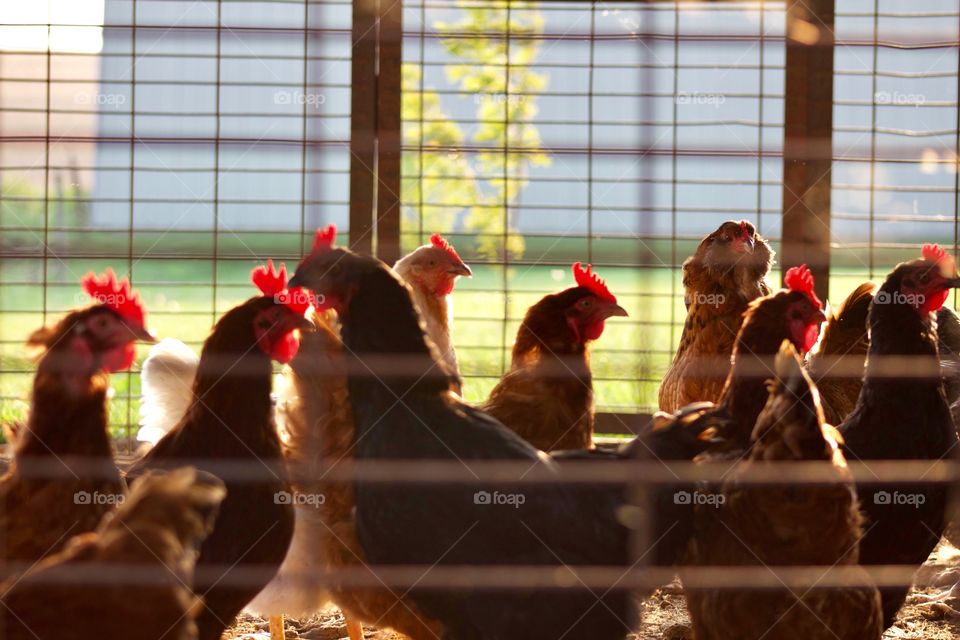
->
[[2, 3, 960, 637]]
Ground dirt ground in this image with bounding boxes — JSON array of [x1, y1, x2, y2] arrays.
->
[[226, 543, 960, 640]]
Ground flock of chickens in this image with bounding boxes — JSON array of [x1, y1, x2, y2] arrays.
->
[[1, 221, 959, 640]]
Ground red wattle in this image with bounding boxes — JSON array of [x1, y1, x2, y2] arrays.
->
[[582, 320, 606, 342], [921, 289, 949, 314], [102, 343, 136, 372], [269, 331, 301, 364]]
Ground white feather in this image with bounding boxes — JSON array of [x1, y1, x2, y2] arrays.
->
[[136, 338, 199, 445]]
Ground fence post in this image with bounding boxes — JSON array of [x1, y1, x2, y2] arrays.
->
[[349, 0, 402, 264], [781, 0, 835, 302]]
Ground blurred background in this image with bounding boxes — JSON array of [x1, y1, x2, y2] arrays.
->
[[1, 0, 958, 439]]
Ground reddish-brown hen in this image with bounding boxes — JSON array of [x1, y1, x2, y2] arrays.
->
[[684, 341, 883, 640], [127, 260, 310, 640], [659, 220, 774, 412], [0, 270, 154, 567], [1, 467, 226, 640], [480, 262, 628, 451]]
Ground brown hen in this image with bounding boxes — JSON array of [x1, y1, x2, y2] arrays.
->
[[684, 341, 883, 640], [0, 467, 226, 640], [659, 220, 774, 412], [806, 281, 876, 425], [480, 262, 627, 451], [0, 270, 154, 568]]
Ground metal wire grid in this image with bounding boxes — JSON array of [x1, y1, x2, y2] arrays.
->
[[0, 0, 353, 440], [1, 1, 960, 429], [830, 0, 960, 294], [399, 1, 786, 415]]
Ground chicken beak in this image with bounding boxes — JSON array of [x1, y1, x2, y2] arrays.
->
[[814, 308, 827, 324], [130, 323, 159, 343], [603, 302, 629, 319], [449, 261, 473, 277], [291, 313, 315, 332], [944, 277, 960, 289], [286, 271, 305, 289], [733, 235, 755, 254]]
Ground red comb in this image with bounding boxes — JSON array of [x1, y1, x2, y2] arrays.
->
[[430, 233, 463, 263], [922, 243, 949, 264], [572, 262, 617, 303], [784, 264, 822, 308], [312, 224, 337, 251], [81, 269, 146, 327], [251, 260, 311, 314]]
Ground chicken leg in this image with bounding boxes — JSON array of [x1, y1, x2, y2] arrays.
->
[[345, 615, 364, 640], [269, 614, 285, 640]]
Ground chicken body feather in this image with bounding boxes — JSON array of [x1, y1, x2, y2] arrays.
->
[[289, 253, 633, 640], [137, 338, 201, 446], [839, 254, 960, 629], [248, 310, 442, 638], [684, 343, 883, 640], [128, 297, 296, 640], [1, 467, 226, 640], [659, 221, 773, 412]]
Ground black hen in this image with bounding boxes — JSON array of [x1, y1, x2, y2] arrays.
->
[[839, 244, 960, 629], [289, 241, 633, 640]]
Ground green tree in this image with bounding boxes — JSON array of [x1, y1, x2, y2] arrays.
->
[[401, 0, 550, 259]]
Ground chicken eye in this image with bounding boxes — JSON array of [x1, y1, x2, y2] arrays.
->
[[428, 259, 437, 267], [579, 298, 592, 309]]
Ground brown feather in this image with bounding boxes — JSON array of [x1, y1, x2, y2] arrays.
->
[[660, 222, 774, 412], [0, 311, 123, 566], [1, 467, 225, 640], [807, 282, 876, 425], [684, 343, 883, 640], [480, 288, 603, 451]]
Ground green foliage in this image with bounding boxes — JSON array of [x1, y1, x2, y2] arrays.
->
[[401, 0, 550, 259]]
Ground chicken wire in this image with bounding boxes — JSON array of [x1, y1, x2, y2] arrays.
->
[[0, 0, 353, 442], [400, 0, 787, 421], [0, 0, 958, 432]]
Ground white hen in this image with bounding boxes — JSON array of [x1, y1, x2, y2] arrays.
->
[[136, 338, 200, 445]]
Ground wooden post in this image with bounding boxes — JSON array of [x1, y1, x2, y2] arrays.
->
[[781, 0, 835, 302], [349, 0, 378, 255], [349, 0, 402, 263], [376, 0, 403, 265]]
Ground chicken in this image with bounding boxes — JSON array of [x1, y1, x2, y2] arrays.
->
[[248, 306, 442, 640], [0, 467, 226, 640], [288, 241, 633, 640], [136, 337, 200, 446], [0, 269, 155, 566], [711, 265, 827, 452], [393, 233, 472, 392], [684, 341, 883, 640], [127, 260, 311, 640], [806, 282, 877, 426], [839, 244, 960, 629], [626, 266, 827, 574], [659, 220, 774, 412], [480, 262, 628, 451], [625, 403, 727, 570]]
